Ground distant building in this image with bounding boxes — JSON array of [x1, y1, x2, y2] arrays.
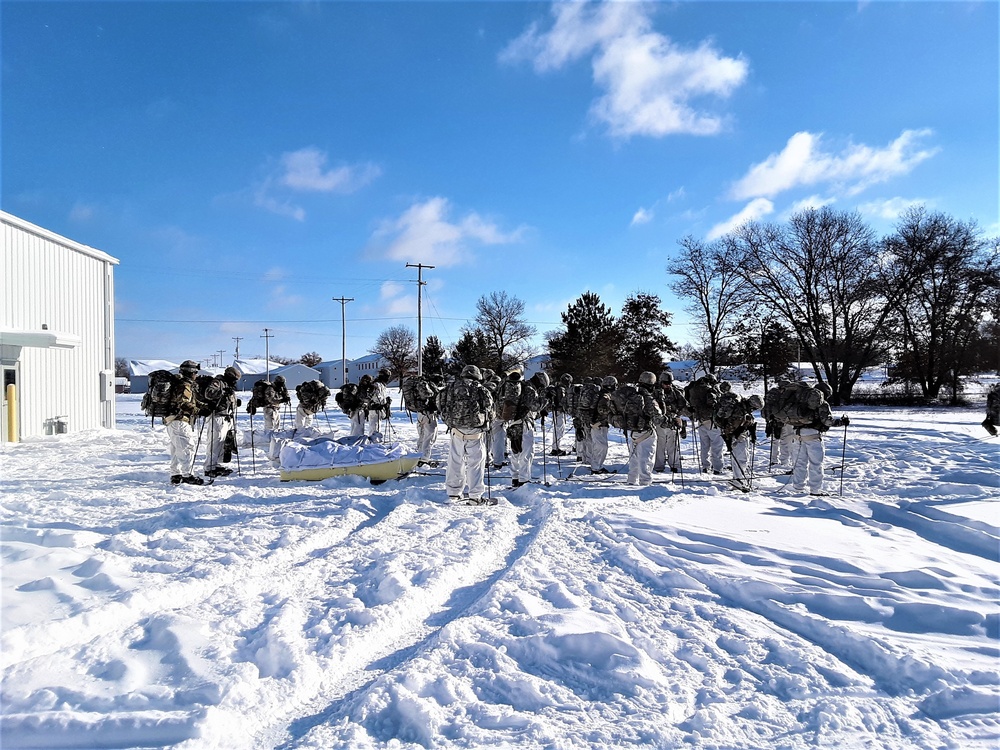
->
[[524, 354, 550, 379], [128, 360, 179, 394], [665, 360, 704, 382], [272, 363, 320, 391], [233, 358, 286, 391], [1, 211, 118, 439], [317, 354, 390, 389]]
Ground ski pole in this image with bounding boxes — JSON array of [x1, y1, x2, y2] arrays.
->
[[541, 413, 550, 486], [249, 412, 257, 474], [484, 430, 492, 502], [674, 423, 684, 488], [839, 420, 848, 497]]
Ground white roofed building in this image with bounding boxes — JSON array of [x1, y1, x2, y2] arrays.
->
[[2, 211, 119, 439]]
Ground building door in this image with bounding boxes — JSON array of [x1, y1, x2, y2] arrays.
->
[[2, 365, 18, 442]]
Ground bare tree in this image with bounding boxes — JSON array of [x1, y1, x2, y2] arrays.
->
[[371, 325, 416, 386], [882, 207, 1000, 401], [729, 207, 903, 404], [666, 236, 750, 374], [299, 351, 322, 368], [470, 291, 536, 373], [114, 356, 129, 378]]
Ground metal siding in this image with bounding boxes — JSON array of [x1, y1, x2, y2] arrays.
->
[[2, 216, 117, 437]]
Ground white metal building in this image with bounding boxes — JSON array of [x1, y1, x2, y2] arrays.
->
[[1, 211, 119, 439]]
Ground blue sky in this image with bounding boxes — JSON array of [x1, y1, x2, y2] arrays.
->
[[3, 1, 997, 365]]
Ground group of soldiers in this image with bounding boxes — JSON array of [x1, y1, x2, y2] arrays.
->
[[152, 359, 997, 494], [398, 366, 849, 504], [145, 360, 243, 485]]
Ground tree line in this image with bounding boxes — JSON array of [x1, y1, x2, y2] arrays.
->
[[365, 206, 1000, 406]]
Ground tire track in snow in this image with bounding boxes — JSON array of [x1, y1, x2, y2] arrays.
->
[[1, 495, 391, 665], [186, 495, 550, 749]]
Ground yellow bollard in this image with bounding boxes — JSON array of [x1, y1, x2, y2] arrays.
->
[[6, 383, 17, 443]]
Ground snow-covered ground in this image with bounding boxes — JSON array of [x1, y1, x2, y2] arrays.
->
[[2, 392, 998, 749]]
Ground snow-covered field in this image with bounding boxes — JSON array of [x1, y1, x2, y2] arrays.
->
[[2, 392, 998, 749]]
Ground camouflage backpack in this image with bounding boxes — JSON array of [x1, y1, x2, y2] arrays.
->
[[609, 384, 648, 431], [335, 383, 361, 415], [297, 380, 330, 411], [684, 376, 718, 421], [499, 375, 523, 421], [440, 378, 490, 430], [401, 375, 435, 414], [575, 382, 602, 424], [772, 382, 824, 426], [141, 370, 181, 418]]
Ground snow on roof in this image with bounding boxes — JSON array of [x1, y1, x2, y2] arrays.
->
[[234, 358, 286, 376], [127, 359, 179, 376]]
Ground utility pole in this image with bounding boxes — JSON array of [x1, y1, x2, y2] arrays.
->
[[331, 297, 353, 387], [217, 350, 225, 370], [232, 336, 242, 361], [406, 262, 435, 376], [261, 328, 274, 380]]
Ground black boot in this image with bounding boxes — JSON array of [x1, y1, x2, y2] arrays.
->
[[181, 475, 205, 485], [170, 474, 182, 484]]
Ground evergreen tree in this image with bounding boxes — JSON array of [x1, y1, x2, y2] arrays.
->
[[421, 335, 447, 377], [546, 291, 618, 378], [450, 329, 491, 376], [615, 292, 676, 381]]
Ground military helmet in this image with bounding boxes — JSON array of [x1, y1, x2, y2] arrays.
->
[[533, 372, 550, 388], [179, 360, 200, 374], [816, 382, 833, 398], [747, 394, 764, 411], [719, 381, 732, 393], [462, 364, 483, 381], [360, 373, 373, 385], [273, 375, 285, 385], [482, 368, 495, 380], [704, 373, 718, 384], [638, 371, 657, 386], [223, 366, 240, 383], [560, 373, 573, 384], [659, 370, 674, 384], [601, 375, 618, 389]]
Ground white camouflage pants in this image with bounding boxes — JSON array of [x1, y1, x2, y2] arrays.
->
[[296, 405, 315, 430], [263, 406, 279, 432], [551, 411, 567, 451], [203, 414, 231, 471], [774, 422, 794, 468], [627, 429, 655, 486], [446, 428, 486, 500], [416, 411, 438, 460], [166, 419, 196, 477], [697, 420, 725, 473], [489, 418, 506, 466], [589, 424, 609, 471], [792, 429, 825, 493], [654, 420, 683, 472], [510, 420, 535, 483], [730, 433, 751, 484]]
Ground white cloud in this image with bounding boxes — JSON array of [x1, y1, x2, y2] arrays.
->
[[69, 202, 95, 222], [706, 197, 774, 240], [267, 283, 303, 309], [501, 2, 748, 138], [858, 196, 928, 220], [252, 146, 381, 220], [631, 207, 654, 226], [278, 147, 381, 193], [729, 129, 938, 201], [369, 197, 525, 267], [379, 281, 417, 317], [786, 194, 837, 215]]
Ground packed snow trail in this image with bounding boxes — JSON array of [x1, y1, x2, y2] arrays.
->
[[1, 396, 997, 749]]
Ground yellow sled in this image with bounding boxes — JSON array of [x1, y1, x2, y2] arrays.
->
[[279, 455, 421, 483]]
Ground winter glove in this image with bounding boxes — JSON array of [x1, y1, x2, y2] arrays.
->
[[833, 416, 850, 428], [236, 398, 242, 408]]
